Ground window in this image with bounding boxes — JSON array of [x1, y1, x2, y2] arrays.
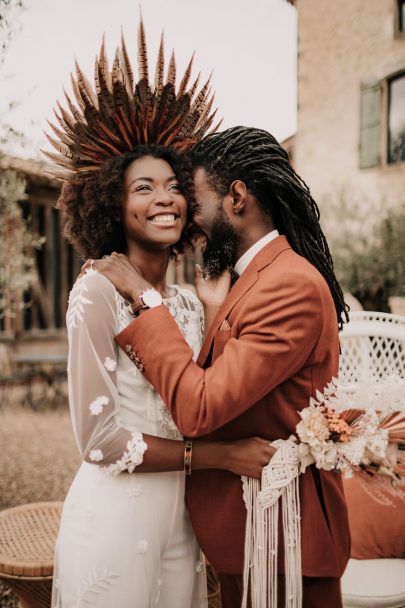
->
[[359, 80, 381, 169], [387, 73, 405, 164], [398, 0, 405, 32]]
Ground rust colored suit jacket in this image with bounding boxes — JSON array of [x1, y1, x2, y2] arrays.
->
[[115, 236, 351, 577]]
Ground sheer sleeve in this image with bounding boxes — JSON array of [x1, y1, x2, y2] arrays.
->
[[66, 268, 147, 475]]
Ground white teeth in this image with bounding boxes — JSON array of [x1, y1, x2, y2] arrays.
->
[[149, 214, 176, 224]]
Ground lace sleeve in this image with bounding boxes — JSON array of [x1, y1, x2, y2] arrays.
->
[[172, 287, 204, 351], [66, 269, 147, 474]]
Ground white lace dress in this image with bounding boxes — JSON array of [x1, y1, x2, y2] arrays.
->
[[52, 269, 207, 608]]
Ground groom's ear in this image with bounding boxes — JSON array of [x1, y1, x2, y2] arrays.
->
[[228, 180, 247, 215]]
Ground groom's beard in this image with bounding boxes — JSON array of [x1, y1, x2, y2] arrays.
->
[[202, 211, 239, 278]]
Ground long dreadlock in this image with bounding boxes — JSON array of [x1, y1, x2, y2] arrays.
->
[[191, 126, 349, 330]]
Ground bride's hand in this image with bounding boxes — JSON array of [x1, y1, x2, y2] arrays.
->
[[224, 437, 276, 479], [195, 264, 232, 309], [81, 253, 151, 303]]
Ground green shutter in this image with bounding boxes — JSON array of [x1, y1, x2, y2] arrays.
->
[[359, 80, 381, 169]]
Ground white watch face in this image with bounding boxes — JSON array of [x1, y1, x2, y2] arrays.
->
[[141, 288, 163, 308]]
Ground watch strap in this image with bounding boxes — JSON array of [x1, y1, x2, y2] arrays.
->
[[130, 297, 149, 317]]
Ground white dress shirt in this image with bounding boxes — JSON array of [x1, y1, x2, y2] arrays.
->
[[234, 230, 280, 277]]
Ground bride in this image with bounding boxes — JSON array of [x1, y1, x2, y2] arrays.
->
[[50, 147, 273, 608]]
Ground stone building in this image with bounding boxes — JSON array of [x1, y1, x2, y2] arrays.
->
[[285, 0, 405, 313], [288, 0, 405, 212]]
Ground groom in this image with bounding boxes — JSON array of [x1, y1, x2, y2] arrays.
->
[[93, 127, 350, 607]]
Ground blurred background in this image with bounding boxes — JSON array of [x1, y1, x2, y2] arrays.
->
[[0, 1, 404, 606]]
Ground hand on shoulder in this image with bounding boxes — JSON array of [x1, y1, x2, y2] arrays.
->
[[80, 253, 151, 303]]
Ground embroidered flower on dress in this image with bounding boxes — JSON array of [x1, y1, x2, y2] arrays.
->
[[136, 540, 149, 554], [127, 484, 143, 498], [104, 431, 148, 475], [89, 449, 103, 462], [104, 357, 117, 372], [85, 506, 96, 521], [89, 395, 109, 415]]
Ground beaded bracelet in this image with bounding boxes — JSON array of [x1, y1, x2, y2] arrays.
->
[[184, 440, 193, 475]]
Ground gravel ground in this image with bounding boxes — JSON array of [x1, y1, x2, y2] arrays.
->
[[0, 401, 221, 607], [0, 399, 80, 607]]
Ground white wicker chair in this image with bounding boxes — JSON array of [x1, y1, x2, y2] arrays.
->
[[339, 311, 405, 381], [339, 311, 405, 608]]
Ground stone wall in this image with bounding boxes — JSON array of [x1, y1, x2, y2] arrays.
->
[[293, 0, 405, 216]]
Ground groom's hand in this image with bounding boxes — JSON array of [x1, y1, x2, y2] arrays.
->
[[81, 253, 152, 303], [195, 265, 232, 308], [225, 437, 276, 479]]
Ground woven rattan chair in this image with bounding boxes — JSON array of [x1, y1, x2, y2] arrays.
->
[[0, 502, 62, 608], [339, 311, 405, 608]]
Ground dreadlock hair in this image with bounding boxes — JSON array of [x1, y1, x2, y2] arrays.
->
[[191, 126, 349, 330]]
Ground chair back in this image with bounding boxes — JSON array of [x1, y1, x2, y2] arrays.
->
[[339, 311, 405, 381]]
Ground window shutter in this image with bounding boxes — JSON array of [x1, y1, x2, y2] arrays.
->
[[359, 80, 381, 169]]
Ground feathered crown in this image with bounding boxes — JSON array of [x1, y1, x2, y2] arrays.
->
[[43, 20, 219, 180]]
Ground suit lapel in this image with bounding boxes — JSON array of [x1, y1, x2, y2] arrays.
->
[[197, 265, 258, 366], [196, 235, 291, 367]]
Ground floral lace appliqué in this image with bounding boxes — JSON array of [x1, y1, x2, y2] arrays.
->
[[151, 289, 203, 439], [104, 431, 148, 475], [165, 291, 204, 357], [66, 270, 97, 333], [89, 449, 103, 462], [115, 290, 134, 332], [76, 567, 120, 603], [104, 357, 117, 372], [89, 395, 109, 416], [112, 285, 204, 440]]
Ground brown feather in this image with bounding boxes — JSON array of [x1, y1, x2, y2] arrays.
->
[[137, 18, 149, 82], [154, 32, 165, 93], [63, 89, 85, 124], [177, 52, 194, 98], [187, 72, 200, 101], [119, 34, 135, 103], [44, 133, 74, 158], [120, 31, 134, 91], [70, 74, 85, 112], [97, 35, 112, 93], [75, 60, 98, 110], [44, 20, 220, 180], [166, 50, 176, 86], [190, 73, 212, 115]]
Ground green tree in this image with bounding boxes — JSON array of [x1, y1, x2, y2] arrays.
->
[[323, 192, 405, 312], [0, 0, 25, 148], [0, 169, 44, 324]]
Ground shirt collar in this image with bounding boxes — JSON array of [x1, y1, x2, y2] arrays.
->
[[234, 230, 280, 276]]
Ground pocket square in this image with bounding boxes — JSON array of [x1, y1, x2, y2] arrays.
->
[[219, 319, 231, 331]]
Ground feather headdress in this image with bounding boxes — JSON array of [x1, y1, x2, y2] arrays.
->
[[43, 20, 219, 180]]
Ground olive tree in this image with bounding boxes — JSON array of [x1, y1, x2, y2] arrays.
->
[[321, 189, 405, 312]]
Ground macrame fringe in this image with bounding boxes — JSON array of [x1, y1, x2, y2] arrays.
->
[[241, 439, 302, 608]]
